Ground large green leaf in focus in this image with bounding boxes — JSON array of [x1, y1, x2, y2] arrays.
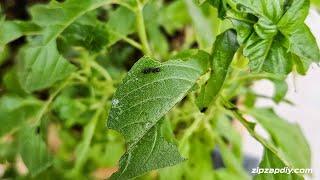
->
[[18, 0, 110, 92], [108, 54, 208, 142], [107, 53, 209, 179], [110, 122, 185, 180], [19, 126, 53, 176], [254, 149, 303, 180], [249, 108, 311, 169], [197, 30, 239, 110]]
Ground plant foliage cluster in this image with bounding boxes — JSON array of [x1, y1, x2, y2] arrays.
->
[[0, 0, 319, 179]]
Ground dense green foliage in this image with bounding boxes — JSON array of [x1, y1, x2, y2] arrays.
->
[[0, 0, 319, 179]]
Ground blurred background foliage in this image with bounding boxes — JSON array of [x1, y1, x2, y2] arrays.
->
[[0, 0, 234, 179], [0, 0, 319, 179]]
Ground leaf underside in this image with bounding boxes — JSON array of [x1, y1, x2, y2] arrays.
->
[[108, 54, 208, 179]]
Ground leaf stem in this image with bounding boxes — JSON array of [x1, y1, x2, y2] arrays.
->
[[228, 73, 285, 83], [90, 60, 113, 81], [179, 114, 202, 150], [32, 77, 72, 126], [135, 0, 152, 56], [108, 29, 143, 50], [179, 103, 216, 151], [221, 99, 295, 170], [203, 121, 248, 178], [71, 103, 105, 174]]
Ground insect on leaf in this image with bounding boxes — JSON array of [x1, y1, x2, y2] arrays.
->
[[107, 52, 209, 179]]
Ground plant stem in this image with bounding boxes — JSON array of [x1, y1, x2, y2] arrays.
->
[[221, 99, 295, 170], [179, 103, 216, 151], [90, 60, 113, 81], [32, 77, 72, 126], [135, 0, 152, 56], [203, 121, 248, 178], [71, 104, 105, 174]]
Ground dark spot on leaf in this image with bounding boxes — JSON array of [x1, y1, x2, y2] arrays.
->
[[224, 105, 238, 111], [221, 136, 229, 144], [36, 126, 40, 134], [142, 67, 161, 74], [200, 107, 207, 113]]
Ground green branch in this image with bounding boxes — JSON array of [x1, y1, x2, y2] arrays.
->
[[135, 0, 152, 56]]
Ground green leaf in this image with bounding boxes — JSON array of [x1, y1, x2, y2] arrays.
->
[[254, 18, 277, 39], [159, 0, 190, 35], [144, 2, 169, 58], [108, 55, 208, 142], [110, 122, 185, 180], [272, 80, 288, 103], [254, 149, 303, 180], [229, 0, 319, 74], [29, 0, 110, 44], [0, 21, 40, 46], [0, 45, 9, 66], [230, 18, 253, 44], [261, 40, 293, 74], [3, 67, 27, 95], [243, 34, 293, 74], [243, 33, 273, 72], [197, 30, 239, 110], [277, 0, 309, 29], [312, 0, 320, 8], [249, 108, 311, 169], [0, 95, 41, 137], [17, 41, 76, 92], [17, 0, 111, 92], [106, 6, 136, 46], [19, 126, 53, 176], [280, 24, 320, 62], [107, 53, 209, 179], [231, 0, 285, 22], [277, 1, 317, 62], [60, 22, 108, 52], [146, 22, 169, 58], [207, 0, 228, 18], [215, 114, 242, 161], [292, 55, 312, 75], [184, 0, 215, 49]]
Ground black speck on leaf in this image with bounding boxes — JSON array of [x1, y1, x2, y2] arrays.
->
[[142, 67, 161, 74], [224, 106, 238, 111], [200, 107, 207, 113], [36, 126, 40, 134]]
